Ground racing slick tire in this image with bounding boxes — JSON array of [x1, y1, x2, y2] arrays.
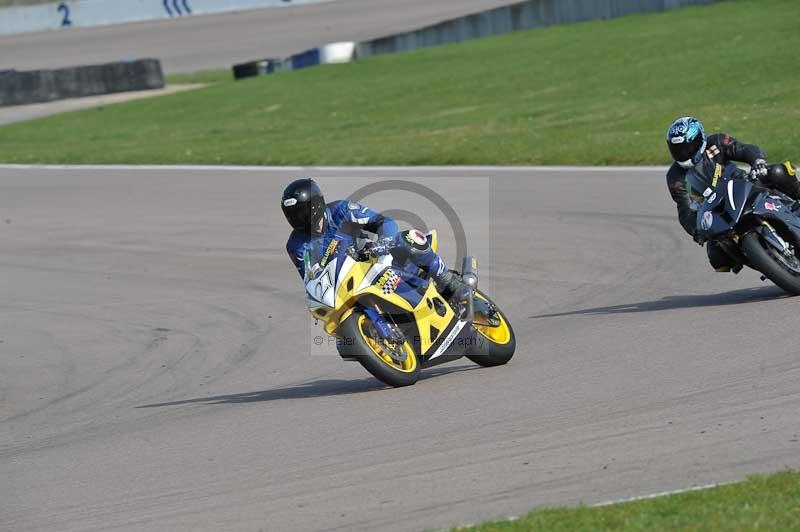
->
[[338, 311, 421, 387], [466, 291, 516, 367], [741, 231, 800, 295]]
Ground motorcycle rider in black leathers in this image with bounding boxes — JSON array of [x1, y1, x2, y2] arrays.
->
[[665, 116, 800, 271]]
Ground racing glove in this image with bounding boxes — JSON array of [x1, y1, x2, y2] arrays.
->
[[362, 237, 394, 257], [751, 158, 768, 178], [692, 230, 707, 246]]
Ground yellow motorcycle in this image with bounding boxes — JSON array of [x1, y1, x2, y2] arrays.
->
[[304, 230, 515, 387]]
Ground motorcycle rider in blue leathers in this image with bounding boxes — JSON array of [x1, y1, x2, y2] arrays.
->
[[665, 116, 800, 271], [282, 178, 465, 299]]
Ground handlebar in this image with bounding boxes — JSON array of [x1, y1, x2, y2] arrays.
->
[[349, 237, 396, 260]]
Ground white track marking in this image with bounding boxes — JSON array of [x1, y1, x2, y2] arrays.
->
[[0, 164, 669, 172], [0, 164, 304, 171], [591, 481, 736, 507], [462, 480, 738, 530], [0, 164, 668, 172]]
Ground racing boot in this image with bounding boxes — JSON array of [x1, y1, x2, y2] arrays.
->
[[394, 229, 469, 305]]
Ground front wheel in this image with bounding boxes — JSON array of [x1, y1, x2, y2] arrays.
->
[[741, 231, 800, 295], [337, 312, 420, 387], [466, 291, 516, 367]]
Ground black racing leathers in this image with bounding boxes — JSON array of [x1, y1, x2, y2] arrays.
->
[[666, 133, 768, 236], [666, 133, 800, 271]]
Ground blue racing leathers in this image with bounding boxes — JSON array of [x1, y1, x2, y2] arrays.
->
[[285, 200, 446, 279]]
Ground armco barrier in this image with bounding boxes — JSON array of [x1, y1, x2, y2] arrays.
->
[[355, 0, 723, 59], [0, 0, 329, 36], [0, 58, 164, 106]]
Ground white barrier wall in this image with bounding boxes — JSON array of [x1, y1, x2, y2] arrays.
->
[[0, 0, 329, 36], [355, 0, 723, 59], [255, 0, 723, 76]]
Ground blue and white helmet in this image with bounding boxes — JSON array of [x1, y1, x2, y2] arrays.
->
[[666, 116, 706, 168]]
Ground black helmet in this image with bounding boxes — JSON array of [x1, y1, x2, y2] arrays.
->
[[766, 161, 793, 183], [666, 116, 706, 168], [281, 178, 326, 233]]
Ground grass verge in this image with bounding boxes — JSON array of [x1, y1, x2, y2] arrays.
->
[[454, 471, 800, 531], [0, 0, 52, 6], [1, 0, 798, 165]]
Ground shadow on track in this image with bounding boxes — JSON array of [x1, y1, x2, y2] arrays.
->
[[137, 364, 477, 408], [529, 285, 788, 319]]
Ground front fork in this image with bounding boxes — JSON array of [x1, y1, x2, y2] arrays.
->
[[361, 306, 394, 340], [727, 221, 796, 271], [755, 222, 794, 257]]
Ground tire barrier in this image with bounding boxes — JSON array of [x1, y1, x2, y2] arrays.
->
[[232, 59, 281, 79], [0, 58, 164, 107], [232, 42, 354, 80]]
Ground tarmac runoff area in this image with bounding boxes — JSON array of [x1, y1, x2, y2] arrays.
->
[[0, 84, 205, 126], [2, 165, 798, 532]]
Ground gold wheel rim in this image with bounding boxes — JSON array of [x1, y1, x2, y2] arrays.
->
[[473, 292, 512, 345], [358, 314, 417, 372]]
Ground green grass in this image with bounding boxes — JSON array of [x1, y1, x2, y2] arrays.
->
[[0, 0, 52, 6], [165, 69, 231, 86], [455, 471, 800, 531], [1, 0, 798, 165]]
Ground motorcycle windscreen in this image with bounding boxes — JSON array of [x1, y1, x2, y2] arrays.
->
[[303, 234, 353, 280], [686, 163, 743, 202], [696, 170, 753, 237], [685, 168, 711, 198], [303, 234, 352, 308]]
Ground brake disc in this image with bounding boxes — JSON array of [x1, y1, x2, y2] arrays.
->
[[384, 342, 408, 363], [367, 322, 408, 363]]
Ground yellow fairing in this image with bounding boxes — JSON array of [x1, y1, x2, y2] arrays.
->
[[427, 230, 439, 253], [344, 275, 456, 355], [310, 257, 421, 335], [410, 282, 456, 355], [310, 248, 457, 355], [311, 259, 375, 336]]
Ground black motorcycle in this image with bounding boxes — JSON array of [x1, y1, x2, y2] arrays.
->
[[690, 162, 800, 294]]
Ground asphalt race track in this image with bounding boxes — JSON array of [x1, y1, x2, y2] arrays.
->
[[1, 0, 517, 73], [2, 166, 799, 532]]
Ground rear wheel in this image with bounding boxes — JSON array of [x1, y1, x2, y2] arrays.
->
[[337, 312, 420, 387], [466, 291, 516, 367], [741, 231, 800, 295]]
